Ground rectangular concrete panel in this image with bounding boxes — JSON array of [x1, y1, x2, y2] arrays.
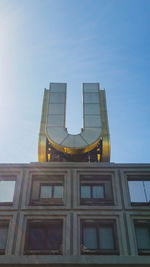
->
[[49, 93, 66, 103], [47, 115, 65, 126], [83, 83, 99, 92], [48, 104, 65, 115], [84, 93, 99, 103], [84, 115, 101, 127], [50, 83, 66, 92], [84, 104, 100, 115]]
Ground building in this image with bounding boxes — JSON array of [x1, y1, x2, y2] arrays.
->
[[0, 83, 150, 267]]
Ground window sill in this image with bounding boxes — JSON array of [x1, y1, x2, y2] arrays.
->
[[0, 202, 13, 206], [80, 200, 114, 206], [138, 250, 150, 255], [24, 249, 62, 255], [131, 202, 150, 206], [0, 250, 5, 255], [81, 249, 119, 255], [30, 200, 64, 206]]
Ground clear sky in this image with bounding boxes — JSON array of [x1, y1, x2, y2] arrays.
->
[[0, 0, 150, 163]]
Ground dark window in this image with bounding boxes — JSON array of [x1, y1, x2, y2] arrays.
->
[[25, 220, 63, 254], [0, 178, 16, 205], [40, 184, 63, 199], [81, 184, 104, 199], [128, 179, 150, 205], [0, 222, 9, 254], [30, 175, 64, 206], [80, 176, 113, 205], [134, 221, 150, 255], [81, 220, 118, 255]]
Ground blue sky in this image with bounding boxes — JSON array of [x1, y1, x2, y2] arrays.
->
[[0, 0, 150, 163]]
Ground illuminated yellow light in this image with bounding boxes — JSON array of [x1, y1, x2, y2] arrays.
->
[[97, 154, 100, 162], [48, 154, 51, 161]]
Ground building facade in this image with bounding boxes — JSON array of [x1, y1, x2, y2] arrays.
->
[[0, 83, 150, 266], [0, 162, 150, 266]]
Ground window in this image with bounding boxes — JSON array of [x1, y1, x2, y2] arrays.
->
[[25, 220, 63, 254], [40, 184, 63, 199], [128, 179, 150, 205], [0, 178, 16, 204], [30, 176, 64, 205], [134, 221, 150, 255], [0, 222, 9, 254], [80, 176, 113, 205], [81, 220, 118, 255], [81, 184, 104, 199]]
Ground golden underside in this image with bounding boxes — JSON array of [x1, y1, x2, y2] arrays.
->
[[46, 136, 101, 155]]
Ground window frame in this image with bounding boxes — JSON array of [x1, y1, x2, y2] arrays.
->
[[0, 221, 9, 254], [134, 220, 150, 255], [80, 176, 114, 205], [128, 177, 150, 206], [30, 176, 64, 206], [39, 183, 63, 203], [24, 220, 63, 255], [80, 183, 105, 204], [80, 219, 119, 255]]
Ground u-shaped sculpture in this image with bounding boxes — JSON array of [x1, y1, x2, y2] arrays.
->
[[38, 83, 110, 162]]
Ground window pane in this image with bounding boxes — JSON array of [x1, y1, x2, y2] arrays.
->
[[93, 185, 104, 199], [83, 226, 97, 249], [104, 182, 113, 200], [47, 225, 62, 250], [0, 226, 8, 250], [135, 226, 150, 250], [99, 226, 114, 249], [81, 186, 91, 198], [144, 181, 150, 202], [29, 227, 45, 250], [40, 186, 52, 199], [0, 181, 15, 203], [54, 186, 63, 198], [128, 181, 146, 202]]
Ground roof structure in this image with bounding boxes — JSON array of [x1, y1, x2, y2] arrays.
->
[[38, 83, 110, 162]]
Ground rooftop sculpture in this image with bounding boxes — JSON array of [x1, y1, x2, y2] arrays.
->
[[38, 83, 110, 162]]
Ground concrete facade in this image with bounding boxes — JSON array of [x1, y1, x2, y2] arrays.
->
[[0, 162, 150, 266]]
